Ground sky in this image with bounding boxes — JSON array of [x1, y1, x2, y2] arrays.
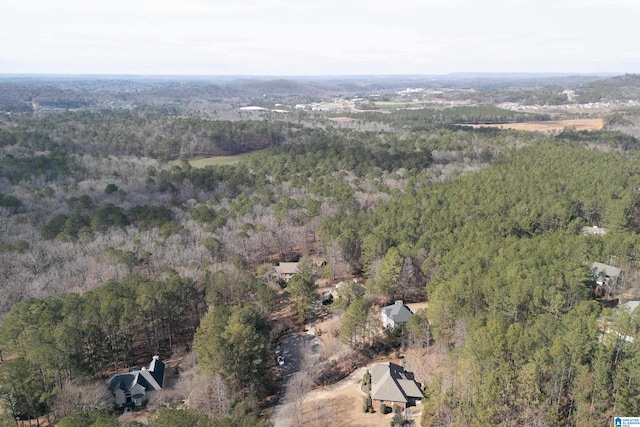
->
[[1, 0, 639, 76]]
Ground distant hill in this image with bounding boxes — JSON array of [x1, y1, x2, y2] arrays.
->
[[576, 73, 640, 102]]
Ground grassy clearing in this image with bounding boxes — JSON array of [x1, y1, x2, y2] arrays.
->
[[188, 153, 249, 168]]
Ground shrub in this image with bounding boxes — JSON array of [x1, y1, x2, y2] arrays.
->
[[363, 393, 373, 413], [363, 370, 371, 392], [380, 403, 388, 414], [392, 412, 404, 426]]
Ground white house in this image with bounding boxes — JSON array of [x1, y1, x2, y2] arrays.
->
[[381, 301, 413, 329]]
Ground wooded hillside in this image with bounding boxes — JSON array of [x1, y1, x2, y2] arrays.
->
[[1, 75, 640, 426]]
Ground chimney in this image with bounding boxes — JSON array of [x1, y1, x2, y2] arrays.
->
[[395, 300, 403, 306]]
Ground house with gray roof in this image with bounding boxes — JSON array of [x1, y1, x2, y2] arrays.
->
[[591, 262, 622, 295], [381, 301, 413, 329], [591, 262, 621, 284], [369, 362, 423, 411], [108, 356, 165, 407]]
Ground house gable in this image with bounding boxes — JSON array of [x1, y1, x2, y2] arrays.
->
[[114, 388, 126, 406]]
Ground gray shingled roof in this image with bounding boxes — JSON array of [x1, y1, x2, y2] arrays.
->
[[148, 356, 165, 387], [591, 262, 621, 280], [107, 356, 165, 393], [370, 362, 423, 403], [382, 301, 413, 324], [108, 373, 136, 392]]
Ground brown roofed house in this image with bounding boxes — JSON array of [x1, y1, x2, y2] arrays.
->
[[369, 362, 423, 411]]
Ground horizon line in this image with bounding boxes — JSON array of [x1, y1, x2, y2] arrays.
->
[[0, 71, 630, 79]]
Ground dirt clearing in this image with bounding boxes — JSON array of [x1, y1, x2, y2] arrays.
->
[[469, 118, 603, 133], [407, 301, 428, 312], [301, 368, 399, 427]]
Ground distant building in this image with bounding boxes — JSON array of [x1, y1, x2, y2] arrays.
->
[[108, 356, 165, 407], [381, 301, 413, 329], [583, 225, 607, 236]]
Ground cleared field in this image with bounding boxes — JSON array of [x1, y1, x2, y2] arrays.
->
[[373, 101, 430, 109], [188, 153, 249, 168], [329, 117, 356, 123], [469, 118, 603, 133]]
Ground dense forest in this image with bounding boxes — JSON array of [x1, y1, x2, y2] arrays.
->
[[2, 74, 640, 426]]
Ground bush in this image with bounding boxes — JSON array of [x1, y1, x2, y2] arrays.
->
[[363, 370, 371, 392], [392, 412, 404, 426], [363, 393, 373, 413], [380, 403, 388, 414]]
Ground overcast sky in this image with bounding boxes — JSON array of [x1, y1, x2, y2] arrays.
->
[[1, 0, 639, 76]]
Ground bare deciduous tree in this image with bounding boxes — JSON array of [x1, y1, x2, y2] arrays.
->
[[288, 372, 313, 427], [52, 380, 112, 420], [187, 371, 231, 416]]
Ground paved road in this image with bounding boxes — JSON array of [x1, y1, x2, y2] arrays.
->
[[270, 334, 322, 427]]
